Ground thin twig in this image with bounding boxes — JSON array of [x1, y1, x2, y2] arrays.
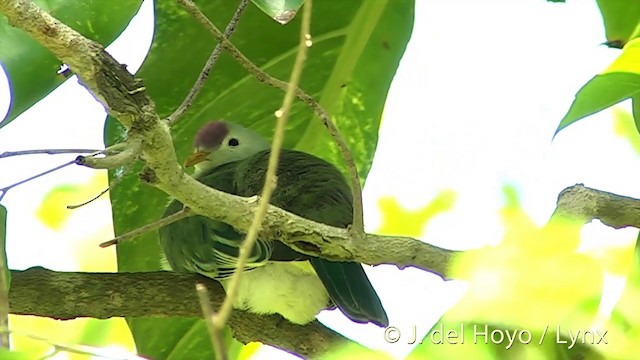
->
[[76, 139, 142, 170], [99, 207, 193, 247], [0, 143, 133, 202], [0, 160, 77, 202], [66, 165, 132, 209], [67, 187, 110, 210], [166, 0, 250, 126], [175, 0, 365, 236], [0, 205, 8, 349], [0, 148, 99, 159], [211, 0, 313, 331], [0, 328, 138, 359], [195, 284, 228, 360]]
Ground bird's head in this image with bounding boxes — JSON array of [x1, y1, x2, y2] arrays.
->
[[184, 121, 270, 175]]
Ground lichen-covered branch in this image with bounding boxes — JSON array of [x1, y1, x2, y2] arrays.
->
[[552, 184, 640, 228], [8, 267, 365, 359]]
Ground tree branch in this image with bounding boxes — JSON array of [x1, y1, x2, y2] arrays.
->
[[195, 283, 228, 360], [8, 267, 367, 359], [75, 139, 142, 169], [552, 183, 640, 228], [0, 149, 98, 159]]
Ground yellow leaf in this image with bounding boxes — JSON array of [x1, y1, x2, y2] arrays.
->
[[239, 342, 262, 360], [449, 186, 599, 330], [376, 190, 457, 237], [602, 37, 640, 75], [612, 106, 640, 155], [36, 173, 108, 230], [500, 184, 582, 253], [585, 242, 636, 276]]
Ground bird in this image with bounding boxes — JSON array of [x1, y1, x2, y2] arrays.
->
[[158, 120, 388, 327]]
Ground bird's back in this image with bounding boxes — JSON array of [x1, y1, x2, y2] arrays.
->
[[225, 149, 354, 228]]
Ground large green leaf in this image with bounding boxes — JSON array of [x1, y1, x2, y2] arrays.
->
[[596, 0, 640, 48], [104, 0, 413, 357], [0, 0, 143, 129], [252, 0, 303, 24], [554, 72, 640, 136]]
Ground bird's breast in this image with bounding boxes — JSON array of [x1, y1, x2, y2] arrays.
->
[[221, 260, 330, 325]]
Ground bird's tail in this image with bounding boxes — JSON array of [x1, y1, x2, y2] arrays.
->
[[310, 258, 389, 327]]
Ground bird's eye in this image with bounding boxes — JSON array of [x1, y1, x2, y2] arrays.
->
[[228, 138, 239, 147]]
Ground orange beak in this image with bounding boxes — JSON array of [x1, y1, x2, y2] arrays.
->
[[184, 150, 211, 168]]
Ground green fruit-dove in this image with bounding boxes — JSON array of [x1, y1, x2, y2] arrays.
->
[[159, 120, 388, 326]]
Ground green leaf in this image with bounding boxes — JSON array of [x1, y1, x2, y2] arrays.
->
[[128, 318, 242, 360], [596, 0, 640, 48], [0, 348, 37, 360], [0, 0, 143, 129], [601, 37, 640, 75], [554, 72, 640, 136], [633, 95, 640, 134], [105, 0, 412, 357], [252, 0, 304, 24]]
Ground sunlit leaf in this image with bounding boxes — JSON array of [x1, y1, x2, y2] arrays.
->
[[76, 319, 136, 357], [603, 38, 640, 75], [586, 244, 635, 277], [319, 343, 392, 360], [595, 0, 640, 48], [376, 190, 456, 237], [237, 342, 262, 360], [0, 348, 38, 360], [445, 192, 602, 349], [601, 233, 640, 359], [36, 173, 108, 230], [555, 38, 640, 136], [612, 106, 640, 153], [410, 322, 605, 360], [554, 72, 640, 136]]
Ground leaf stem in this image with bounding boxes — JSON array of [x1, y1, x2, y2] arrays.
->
[[196, 283, 228, 360], [99, 207, 193, 247], [0, 149, 99, 159], [0, 160, 76, 202]]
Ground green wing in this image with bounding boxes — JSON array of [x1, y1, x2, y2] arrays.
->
[[159, 149, 389, 326], [158, 163, 272, 279], [235, 149, 390, 327]]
